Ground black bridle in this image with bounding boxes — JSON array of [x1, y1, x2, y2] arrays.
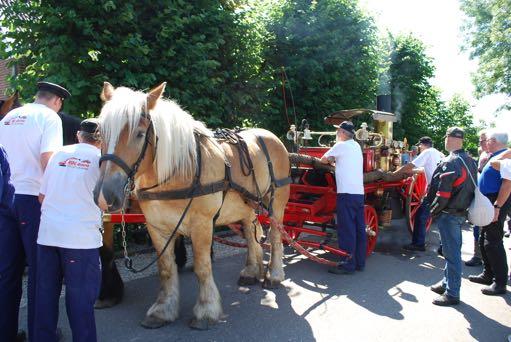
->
[[99, 115, 154, 182]]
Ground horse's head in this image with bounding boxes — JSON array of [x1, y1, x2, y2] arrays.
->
[[0, 91, 21, 118], [94, 82, 166, 212]]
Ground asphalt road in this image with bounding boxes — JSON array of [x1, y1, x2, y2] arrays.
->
[[20, 219, 511, 341]]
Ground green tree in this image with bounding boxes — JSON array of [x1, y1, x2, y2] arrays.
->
[[0, 1, 264, 127], [460, 0, 511, 97], [388, 34, 439, 144], [259, 0, 381, 136], [429, 94, 481, 155]]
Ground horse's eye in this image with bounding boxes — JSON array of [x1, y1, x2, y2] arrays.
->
[[137, 132, 145, 139]]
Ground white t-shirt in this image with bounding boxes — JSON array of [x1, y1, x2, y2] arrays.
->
[[499, 159, 511, 180], [411, 147, 444, 184], [0, 103, 63, 195], [323, 139, 364, 194], [38, 143, 103, 249]]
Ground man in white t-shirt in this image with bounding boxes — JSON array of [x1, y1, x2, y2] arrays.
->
[[320, 121, 365, 275], [0, 81, 68, 341], [34, 118, 102, 342], [394, 136, 444, 252]]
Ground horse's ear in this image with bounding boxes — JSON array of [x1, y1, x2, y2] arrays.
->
[[3, 91, 18, 110], [101, 82, 115, 102], [147, 82, 166, 110]]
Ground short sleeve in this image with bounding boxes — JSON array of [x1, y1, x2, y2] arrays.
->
[[500, 159, 511, 180], [323, 142, 343, 159], [412, 149, 429, 168], [40, 115, 63, 154]]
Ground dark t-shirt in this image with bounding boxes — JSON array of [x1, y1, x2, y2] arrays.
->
[[58, 112, 82, 145]]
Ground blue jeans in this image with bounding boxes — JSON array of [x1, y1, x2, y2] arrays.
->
[[436, 213, 465, 298], [336, 193, 366, 271], [34, 245, 101, 342], [473, 226, 480, 241], [412, 200, 430, 246]]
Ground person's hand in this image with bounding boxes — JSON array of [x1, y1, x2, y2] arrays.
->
[[492, 207, 500, 222]]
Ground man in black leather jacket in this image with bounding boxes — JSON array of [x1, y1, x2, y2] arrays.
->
[[428, 127, 477, 306]]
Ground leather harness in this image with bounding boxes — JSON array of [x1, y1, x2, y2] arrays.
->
[[99, 118, 291, 217]]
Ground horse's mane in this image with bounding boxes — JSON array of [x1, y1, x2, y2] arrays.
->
[[99, 87, 213, 183]]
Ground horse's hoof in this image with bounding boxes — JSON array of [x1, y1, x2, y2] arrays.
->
[[262, 278, 281, 289], [189, 318, 213, 330], [94, 297, 120, 309], [237, 275, 258, 286], [140, 315, 169, 329]]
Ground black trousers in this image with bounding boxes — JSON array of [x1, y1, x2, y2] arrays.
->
[[479, 193, 510, 286]]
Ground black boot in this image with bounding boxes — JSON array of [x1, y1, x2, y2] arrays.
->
[[468, 273, 493, 285], [432, 294, 460, 306], [481, 282, 507, 296], [430, 282, 446, 295], [465, 256, 482, 267]]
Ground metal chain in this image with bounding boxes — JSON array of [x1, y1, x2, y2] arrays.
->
[[120, 179, 133, 269]]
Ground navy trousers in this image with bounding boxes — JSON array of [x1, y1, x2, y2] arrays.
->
[[336, 193, 366, 271], [412, 199, 430, 247], [34, 245, 101, 342], [0, 194, 41, 341], [0, 211, 24, 342]]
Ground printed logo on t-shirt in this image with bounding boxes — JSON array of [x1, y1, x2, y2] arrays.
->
[[3, 115, 27, 126], [58, 157, 91, 170]]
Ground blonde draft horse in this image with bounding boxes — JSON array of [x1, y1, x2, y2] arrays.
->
[[93, 82, 290, 329]]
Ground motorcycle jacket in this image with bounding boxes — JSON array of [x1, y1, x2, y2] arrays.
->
[[426, 149, 477, 217]]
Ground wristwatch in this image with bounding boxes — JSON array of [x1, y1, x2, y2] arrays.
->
[[494, 204, 501, 209]]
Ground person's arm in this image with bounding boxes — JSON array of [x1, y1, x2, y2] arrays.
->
[[393, 162, 415, 175], [493, 148, 511, 161], [429, 162, 457, 216], [38, 193, 45, 204], [40, 114, 63, 170], [320, 144, 339, 165], [40, 151, 53, 171], [493, 179, 511, 222]]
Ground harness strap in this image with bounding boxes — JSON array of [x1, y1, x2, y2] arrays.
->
[[99, 154, 133, 177]]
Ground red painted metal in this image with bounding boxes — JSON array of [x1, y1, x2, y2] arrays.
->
[[103, 144, 428, 266]]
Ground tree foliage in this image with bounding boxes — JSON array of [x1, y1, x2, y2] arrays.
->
[[460, 0, 511, 97], [389, 34, 436, 144], [0, 0, 264, 127], [388, 34, 481, 154], [260, 0, 381, 135]]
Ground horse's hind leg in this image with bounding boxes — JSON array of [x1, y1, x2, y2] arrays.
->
[[238, 215, 264, 286], [189, 222, 222, 330], [141, 224, 180, 329], [264, 190, 287, 289], [95, 222, 124, 309]]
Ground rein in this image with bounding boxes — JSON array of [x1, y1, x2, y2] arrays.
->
[[99, 114, 199, 273], [100, 117, 291, 273]]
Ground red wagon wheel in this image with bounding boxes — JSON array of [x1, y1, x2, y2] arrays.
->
[[404, 171, 432, 235], [365, 205, 379, 256]]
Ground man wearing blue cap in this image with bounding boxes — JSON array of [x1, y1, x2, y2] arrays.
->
[[0, 81, 68, 341], [320, 121, 366, 274]]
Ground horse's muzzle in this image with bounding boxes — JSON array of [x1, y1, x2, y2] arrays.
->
[[94, 172, 127, 213]]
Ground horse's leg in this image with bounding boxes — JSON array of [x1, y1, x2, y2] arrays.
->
[[140, 224, 179, 329], [189, 222, 222, 330], [95, 222, 124, 309], [238, 215, 264, 286], [264, 192, 287, 289]]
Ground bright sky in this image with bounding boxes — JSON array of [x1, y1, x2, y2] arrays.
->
[[360, 0, 511, 135]]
